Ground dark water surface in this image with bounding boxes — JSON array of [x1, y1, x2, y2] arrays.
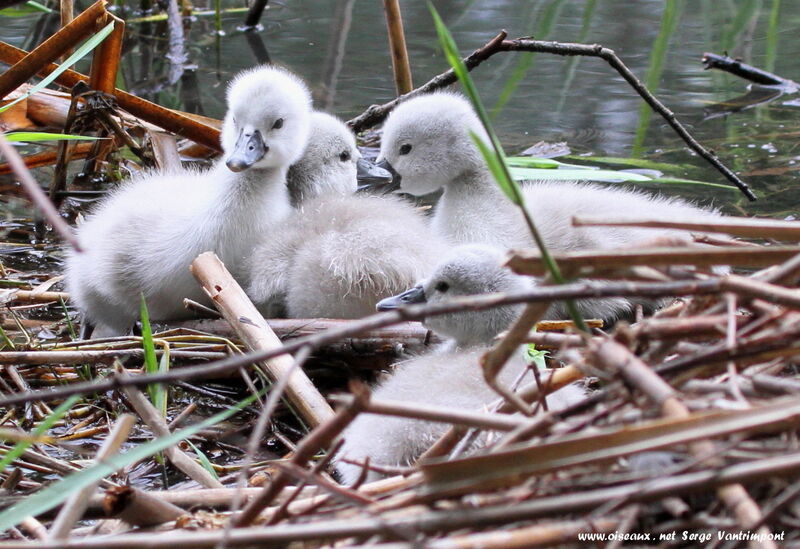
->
[[2, 0, 800, 216]]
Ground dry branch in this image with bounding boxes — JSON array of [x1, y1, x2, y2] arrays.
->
[[0, 277, 730, 408], [102, 486, 185, 527], [233, 382, 370, 527], [507, 246, 800, 276], [573, 215, 800, 240], [588, 338, 774, 547], [190, 252, 334, 428], [347, 33, 754, 200]]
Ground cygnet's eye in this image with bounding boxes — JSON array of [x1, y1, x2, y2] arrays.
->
[[339, 151, 351, 162], [399, 143, 412, 155], [434, 281, 450, 293], [272, 118, 284, 130]]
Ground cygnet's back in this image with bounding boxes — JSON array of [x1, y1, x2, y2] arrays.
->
[[377, 92, 723, 251], [334, 245, 586, 484], [247, 113, 446, 319]]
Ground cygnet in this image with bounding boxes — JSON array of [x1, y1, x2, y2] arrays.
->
[[66, 65, 312, 335], [334, 244, 585, 484], [247, 113, 446, 319]]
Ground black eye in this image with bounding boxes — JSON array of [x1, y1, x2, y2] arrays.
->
[[399, 143, 412, 155], [434, 281, 449, 293], [339, 151, 351, 162], [272, 118, 284, 129]]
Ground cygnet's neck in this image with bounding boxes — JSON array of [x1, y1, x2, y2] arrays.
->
[[434, 168, 520, 247], [206, 162, 292, 274], [212, 163, 290, 217]]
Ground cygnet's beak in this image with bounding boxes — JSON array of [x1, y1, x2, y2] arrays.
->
[[376, 285, 426, 311], [356, 157, 393, 187], [357, 157, 401, 193], [226, 129, 268, 172]]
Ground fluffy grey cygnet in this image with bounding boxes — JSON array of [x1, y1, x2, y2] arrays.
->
[[374, 92, 724, 320], [247, 113, 446, 319], [66, 66, 312, 335], [334, 245, 586, 484]]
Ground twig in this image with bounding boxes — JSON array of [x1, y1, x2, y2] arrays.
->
[[587, 338, 775, 547], [702, 52, 799, 89], [347, 30, 508, 132], [233, 381, 371, 527], [507, 246, 800, 276], [5, 452, 800, 548], [573, 215, 800, 241], [0, 349, 225, 365], [0, 277, 730, 408], [498, 38, 755, 201], [0, 132, 81, 251], [101, 486, 185, 527], [347, 34, 755, 200], [117, 366, 223, 489], [242, 0, 269, 29], [481, 302, 553, 416], [47, 414, 135, 540], [328, 394, 524, 432]]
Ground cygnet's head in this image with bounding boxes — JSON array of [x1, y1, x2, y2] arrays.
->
[[376, 92, 489, 197], [287, 112, 392, 206], [376, 244, 529, 346], [221, 66, 312, 172]]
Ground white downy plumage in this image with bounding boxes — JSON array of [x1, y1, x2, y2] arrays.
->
[[66, 66, 312, 335]]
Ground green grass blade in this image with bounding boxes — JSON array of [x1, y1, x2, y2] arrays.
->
[[0, 390, 260, 532], [430, 3, 588, 333], [139, 295, 163, 413], [0, 395, 81, 475], [4, 132, 103, 143], [0, 21, 115, 114], [0, 1, 53, 15], [509, 167, 652, 183], [645, 177, 741, 191], [430, 5, 522, 208], [25, 0, 52, 12], [470, 132, 518, 203], [186, 440, 219, 480], [506, 156, 592, 170]]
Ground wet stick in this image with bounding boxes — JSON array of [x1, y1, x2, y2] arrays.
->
[[190, 252, 335, 428], [0, 0, 108, 100], [0, 42, 221, 150], [383, 0, 413, 95]]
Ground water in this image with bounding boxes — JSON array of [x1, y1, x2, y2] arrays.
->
[[2, 0, 800, 216]]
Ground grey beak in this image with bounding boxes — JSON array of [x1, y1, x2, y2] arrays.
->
[[376, 285, 426, 311], [358, 157, 401, 193], [356, 157, 393, 186], [226, 129, 268, 172]]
